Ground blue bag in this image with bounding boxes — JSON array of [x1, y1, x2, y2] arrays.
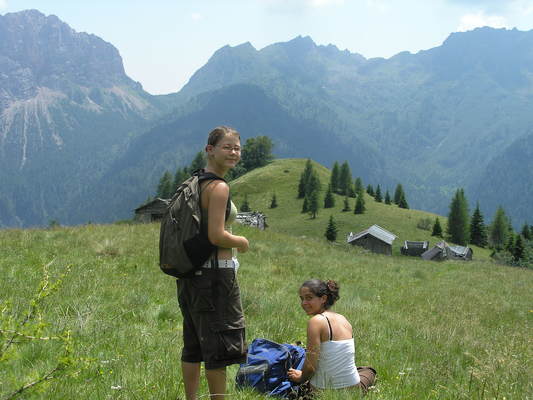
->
[[235, 338, 306, 398]]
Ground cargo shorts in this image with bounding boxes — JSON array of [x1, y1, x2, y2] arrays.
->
[[177, 260, 247, 370]]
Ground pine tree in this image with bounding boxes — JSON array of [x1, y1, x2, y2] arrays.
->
[[301, 196, 309, 213], [384, 190, 392, 205], [338, 161, 352, 196], [240, 194, 251, 212], [324, 184, 335, 208], [521, 223, 531, 241], [342, 196, 351, 212], [270, 193, 278, 209], [394, 184, 404, 205], [354, 195, 365, 214], [173, 167, 189, 189], [325, 215, 338, 242], [157, 171, 174, 198], [469, 202, 488, 247], [374, 185, 382, 202], [297, 159, 313, 198], [446, 188, 470, 245], [432, 217, 443, 237], [513, 235, 524, 261], [397, 192, 409, 209], [505, 232, 515, 253], [489, 206, 509, 251], [330, 162, 340, 194], [354, 177, 363, 194], [307, 170, 322, 196], [308, 190, 319, 219], [190, 151, 206, 172], [366, 184, 374, 196]]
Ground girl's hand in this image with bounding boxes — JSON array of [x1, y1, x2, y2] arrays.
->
[[237, 237, 249, 253], [287, 368, 302, 383]]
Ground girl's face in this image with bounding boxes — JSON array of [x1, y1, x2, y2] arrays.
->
[[207, 134, 241, 169], [299, 286, 327, 315]]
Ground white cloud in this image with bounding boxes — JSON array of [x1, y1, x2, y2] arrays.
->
[[457, 12, 507, 31], [191, 13, 202, 21], [308, 0, 345, 7], [0, 0, 8, 10], [366, 0, 390, 13]]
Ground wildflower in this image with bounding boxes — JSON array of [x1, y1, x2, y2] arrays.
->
[[111, 385, 122, 390]]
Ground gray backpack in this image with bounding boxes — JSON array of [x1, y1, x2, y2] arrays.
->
[[159, 170, 226, 278]]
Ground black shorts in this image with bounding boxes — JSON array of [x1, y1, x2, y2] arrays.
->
[[177, 267, 247, 370]]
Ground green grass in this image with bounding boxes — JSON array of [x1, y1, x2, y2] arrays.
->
[[1, 159, 531, 399]]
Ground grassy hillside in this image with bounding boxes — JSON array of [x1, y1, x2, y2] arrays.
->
[[1, 159, 530, 399], [230, 159, 491, 259], [0, 223, 531, 399]]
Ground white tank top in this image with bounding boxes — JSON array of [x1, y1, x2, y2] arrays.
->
[[310, 314, 360, 389], [310, 339, 360, 389]]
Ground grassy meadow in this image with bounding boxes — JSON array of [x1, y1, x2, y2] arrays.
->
[[1, 159, 532, 399]]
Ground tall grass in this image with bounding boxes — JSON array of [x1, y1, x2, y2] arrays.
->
[[1, 223, 531, 399]]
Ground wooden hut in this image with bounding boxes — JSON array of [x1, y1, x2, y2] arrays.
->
[[448, 245, 473, 261], [347, 224, 397, 256], [134, 198, 169, 222], [401, 241, 429, 256], [421, 241, 473, 261]]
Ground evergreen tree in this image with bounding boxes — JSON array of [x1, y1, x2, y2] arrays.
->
[[384, 190, 392, 205], [324, 184, 335, 208], [374, 185, 382, 202], [330, 162, 340, 194], [270, 193, 278, 209], [342, 196, 351, 212], [190, 151, 206, 172], [354, 195, 365, 214], [397, 192, 409, 209], [489, 206, 509, 251], [470, 202, 488, 247], [173, 167, 189, 189], [513, 235, 525, 261], [325, 215, 338, 242], [446, 188, 470, 245], [505, 232, 515, 254], [338, 161, 352, 196], [157, 171, 174, 198], [347, 185, 356, 198], [366, 184, 374, 196], [301, 196, 309, 213], [308, 190, 319, 219], [394, 184, 405, 205], [240, 194, 251, 212], [297, 159, 314, 198], [354, 177, 363, 194], [432, 217, 443, 237], [307, 170, 322, 196], [521, 223, 531, 241]]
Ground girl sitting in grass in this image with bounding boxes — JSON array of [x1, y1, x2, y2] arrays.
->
[[287, 279, 376, 398]]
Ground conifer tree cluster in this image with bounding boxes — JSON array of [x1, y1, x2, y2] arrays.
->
[[447, 188, 470, 246], [298, 159, 321, 218]]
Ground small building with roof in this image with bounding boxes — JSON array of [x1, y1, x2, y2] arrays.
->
[[235, 211, 267, 230], [134, 198, 169, 223], [401, 241, 429, 257], [421, 241, 473, 261], [347, 224, 397, 256]]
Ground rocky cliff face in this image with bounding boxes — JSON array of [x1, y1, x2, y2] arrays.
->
[[0, 10, 167, 227]]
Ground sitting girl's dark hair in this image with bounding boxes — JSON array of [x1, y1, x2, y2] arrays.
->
[[301, 279, 340, 309]]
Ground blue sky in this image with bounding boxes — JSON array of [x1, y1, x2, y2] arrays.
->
[[2, 0, 533, 94]]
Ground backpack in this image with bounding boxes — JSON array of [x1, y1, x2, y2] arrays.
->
[[235, 338, 306, 398], [159, 170, 226, 278]]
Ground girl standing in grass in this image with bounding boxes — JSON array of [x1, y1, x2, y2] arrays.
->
[[287, 279, 376, 398], [178, 126, 249, 400]]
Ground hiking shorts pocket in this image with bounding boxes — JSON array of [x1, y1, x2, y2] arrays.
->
[[189, 276, 215, 312], [210, 319, 246, 361]]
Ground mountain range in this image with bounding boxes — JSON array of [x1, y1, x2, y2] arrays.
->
[[1, 9, 532, 228]]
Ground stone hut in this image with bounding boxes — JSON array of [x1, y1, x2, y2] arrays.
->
[[236, 211, 267, 230], [401, 241, 429, 257], [134, 198, 169, 223]]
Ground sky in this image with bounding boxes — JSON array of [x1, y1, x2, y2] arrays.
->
[[2, 0, 533, 95]]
